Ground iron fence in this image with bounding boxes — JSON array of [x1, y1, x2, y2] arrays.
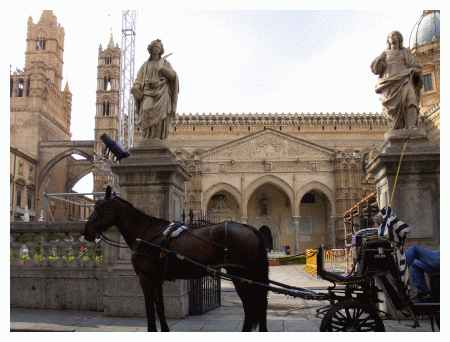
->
[[182, 210, 222, 315]]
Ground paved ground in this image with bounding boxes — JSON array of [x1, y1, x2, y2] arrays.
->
[[11, 265, 437, 332]]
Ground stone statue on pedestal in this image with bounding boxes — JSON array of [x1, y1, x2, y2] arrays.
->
[[131, 39, 179, 140], [371, 31, 422, 130]]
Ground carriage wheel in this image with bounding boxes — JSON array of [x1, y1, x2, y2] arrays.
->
[[320, 300, 385, 332]]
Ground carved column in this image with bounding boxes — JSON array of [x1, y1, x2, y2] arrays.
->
[[240, 174, 248, 223], [291, 216, 301, 254]]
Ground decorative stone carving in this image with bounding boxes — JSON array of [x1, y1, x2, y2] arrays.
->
[[202, 130, 333, 162], [371, 31, 422, 130]]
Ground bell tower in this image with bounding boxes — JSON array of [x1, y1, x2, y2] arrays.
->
[[93, 34, 121, 191], [25, 10, 65, 91]]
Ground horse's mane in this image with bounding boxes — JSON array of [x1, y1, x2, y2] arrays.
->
[[113, 195, 168, 225]]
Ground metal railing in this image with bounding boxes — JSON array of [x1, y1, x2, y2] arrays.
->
[[42, 192, 105, 222], [343, 192, 379, 273]]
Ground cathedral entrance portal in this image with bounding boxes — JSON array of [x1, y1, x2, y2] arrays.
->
[[298, 190, 332, 250], [247, 182, 292, 251]]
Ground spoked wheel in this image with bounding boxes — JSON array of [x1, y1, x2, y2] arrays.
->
[[320, 300, 385, 332]]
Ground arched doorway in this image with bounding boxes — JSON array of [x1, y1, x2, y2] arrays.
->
[[247, 183, 292, 251], [298, 190, 332, 250], [259, 225, 273, 252]]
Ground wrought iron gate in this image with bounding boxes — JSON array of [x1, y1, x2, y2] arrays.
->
[[183, 209, 222, 315]]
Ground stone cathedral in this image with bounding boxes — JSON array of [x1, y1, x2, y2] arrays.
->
[[10, 10, 440, 253]]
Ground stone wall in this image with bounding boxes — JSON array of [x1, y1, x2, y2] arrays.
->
[[11, 267, 104, 311], [10, 222, 104, 311]]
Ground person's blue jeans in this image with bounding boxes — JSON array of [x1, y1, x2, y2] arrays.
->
[[405, 245, 440, 295]]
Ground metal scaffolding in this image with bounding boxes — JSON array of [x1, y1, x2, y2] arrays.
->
[[120, 10, 136, 148]]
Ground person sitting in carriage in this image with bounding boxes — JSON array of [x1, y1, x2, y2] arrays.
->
[[405, 245, 440, 302], [373, 207, 440, 302]]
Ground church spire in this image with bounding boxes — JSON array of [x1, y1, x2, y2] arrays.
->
[[107, 32, 114, 49]]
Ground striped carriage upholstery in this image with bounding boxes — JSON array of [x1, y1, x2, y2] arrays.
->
[[379, 206, 411, 283]]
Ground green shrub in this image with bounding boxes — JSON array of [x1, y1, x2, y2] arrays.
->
[[278, 254, 306, 265]]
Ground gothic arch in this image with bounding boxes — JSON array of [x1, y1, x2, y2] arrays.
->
[[65, 164, 95, 191], [38, 148, 94, 193], [203, 182, 241, 211], [245, 175, 294, 216], [296, 181, 335, 216]]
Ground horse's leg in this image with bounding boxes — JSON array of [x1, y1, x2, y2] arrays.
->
[[257, 287, 268, 332], [154, 281, 170, 332], [138, 274, 157, 332], [232, 280, 254, 331]]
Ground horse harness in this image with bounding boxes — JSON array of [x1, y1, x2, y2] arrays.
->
[[99, 220, 234, 279]]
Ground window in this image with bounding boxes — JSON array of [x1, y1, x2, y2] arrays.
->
[[28, 166, 34, 181], [10, 78, 13, 97], [105, 56, 112, 65], [104, 77, 112, 91], [423, 73, 434, 92], [27, 191, 33, 210], [17, 79, 24, 97], [103, 101, 111, 116], [16, 189, 22, 208], [18, 161, 24, 176], [36, 36, 46, 50], [26, 78, 31, 96]]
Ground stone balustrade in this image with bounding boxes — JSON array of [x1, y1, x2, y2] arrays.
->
[[10, 222, 102, 268]]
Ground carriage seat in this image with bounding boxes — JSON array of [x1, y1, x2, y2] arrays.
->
[[356, 238, 396, 275], [163, 222, 189, 239]]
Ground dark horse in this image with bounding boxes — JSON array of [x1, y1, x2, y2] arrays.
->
[[83, 187, 269, 331]]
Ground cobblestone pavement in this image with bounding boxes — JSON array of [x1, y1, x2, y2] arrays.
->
[[11, 265, 437, 332]]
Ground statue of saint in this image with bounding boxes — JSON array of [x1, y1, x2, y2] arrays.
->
[[131, 39, 179, 140], [371, 31, 422, 130]]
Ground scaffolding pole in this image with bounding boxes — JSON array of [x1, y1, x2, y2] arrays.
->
[[120, 10, 136, 148]]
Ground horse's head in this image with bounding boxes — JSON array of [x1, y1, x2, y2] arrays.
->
[[83, 186, 118, 242]]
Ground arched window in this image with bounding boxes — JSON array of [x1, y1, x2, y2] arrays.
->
[[16, 79, 24, 97], [104, 76, 112, 91], [105, 56, 112, 65], [36, 33, 46, 50], [103, 101, 111, 116]]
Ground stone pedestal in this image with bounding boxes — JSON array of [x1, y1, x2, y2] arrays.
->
[[367, 129, 440, 246], [103, 139, 190, 318], [367, 129, 439, 318]]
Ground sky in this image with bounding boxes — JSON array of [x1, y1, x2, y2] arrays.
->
[[4, 1, 441, 194], [9, 7, 425, 141]]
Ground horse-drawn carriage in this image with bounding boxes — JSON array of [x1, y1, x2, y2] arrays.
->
[[316, 228, 440, 331], [83, 187, 439, 332]]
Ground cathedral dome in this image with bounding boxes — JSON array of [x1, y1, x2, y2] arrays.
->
[[409, 10, 440, 48]]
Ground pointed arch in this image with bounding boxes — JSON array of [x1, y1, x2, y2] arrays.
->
[[296, 181, 335, 216], [244, 175, 294, 216], [202, 182, 241, 211], [38, 149, 94, 194]]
